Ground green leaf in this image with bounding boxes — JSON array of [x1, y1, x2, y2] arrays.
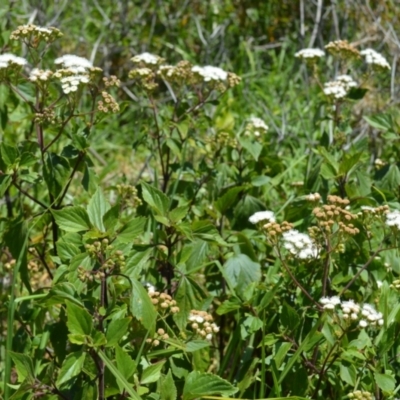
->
[[130, 279, 157, 330], [115, 345, 136, 381], [106, 317, 132, 347], [87, 188, 111, 232], [52, 206, 92, 232], [215, 186, 245, 214], [141, 181, 170, 216], [98, 349, 142, 400], [141, 360, 166, 384], [217, 297, 242, 315], [169, 205, 189, 223], [185, 340, 210, 352], [224, 254, 261, 296], [347, 87, 368, 100], [182, 371, 238, 400], [375, 372, 395, 392], [8, 352, 35, 383], [0, 174, 11, 197], [66, 300, 93, 336], [281, 301, 300, 331], [117, 217, 147, 243], [161, 369, 177, 400], [1, 142, 19, 167], [56, 350, 86, 386], [340, 363, 356, 386], [364, 114, 393, 131], [239, 137, 262, 161]]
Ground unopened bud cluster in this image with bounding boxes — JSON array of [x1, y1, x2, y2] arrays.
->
[[116, 184, 142, 209], [188, 310, 220, 341], [360, 205, 389, 215], [325, 40, 360, 59], [84, 239, 126, 274], [98, 91, 119, 113], [3, 259, 16, 270], [313, 196, 359, 235], [34, 109, 56, 125], [263, 221, 293, 238], [10, 24, 63, 45], [103, 75, 120, 88], [145, 328, 170, 347], [348, 390, 373, 400], [77, 265, 105, 282], [147, 288, 179, 314], [390, 279, 400, 290], [212, 131, 237, 148], [305, 193, 321, 202]]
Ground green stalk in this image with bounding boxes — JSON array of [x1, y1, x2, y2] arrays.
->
[[4, 235, 27, 399]]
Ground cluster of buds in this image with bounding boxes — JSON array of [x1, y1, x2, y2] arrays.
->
[[360, 205, 389, 216], [212, 131, 237, 148], [103, 75, 120, 88], [34, 108, 57, 125], [85, 239, 126, 273], [10, 24, 62, 46], [348, 390, 373, 400], [116, 184, 142, 210], [374, 158, 385, 169], [129, 67, 157, 91], [147, 287, 180, 314], [98, 91, 119, 113], [263, 221, 293, 238], [188, 310, 219, 340], [324, 40, 360, 59], [145, 328, 170, 347], [158, 61, 192, 84], [3, 258, 16, 271], [390, 279, 400, 290], [312, 196, 359, 235], [77, 265, 105, 283], [305, 192, 322, 202]]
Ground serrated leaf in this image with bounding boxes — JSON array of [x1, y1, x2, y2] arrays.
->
[[8, 352, 35, 383], [182, 371, 238, 400], [375, 372, 395, 392], [141, 181, 170, 216], [117, 217, 147, 243], [105, 317, 131, 347], [141, 360, 166, 384], [66, 300, 93, 336], [56, 350, 86, 386], [87, 188, 111, 231], [115, 345, 136, 381], [52, 206, 92, 232], [161, 369, 177, 400], [130, 279, 157, 330], [215, 186, 245, 214]]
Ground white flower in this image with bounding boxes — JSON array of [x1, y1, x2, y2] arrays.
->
[[341, 299, 361, 315], [146, 283, 156, 294], [360, 48, 391, 70], [249, 210, 275, 224], [247, 117, 268, 136], [385, 210, 400, 229], [54, 54, 92, 69], [295, 48, 325, 59], [131, 52, 160, 65], [336, 75, 357, 90], [0, 53, 28, 68], [282, 229, 319, 259], [205, 333, 213, 340], [377, 280, 383, 289], [29, 68, 52, 82], [192, 65, 228, 82], [320, 296, 341, 310], [361, 206, 377, 213], [360, 303, 384, 326], [359, 320, 368, 328], [305, 193, 321, 202]]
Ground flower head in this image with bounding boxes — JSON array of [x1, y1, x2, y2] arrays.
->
[[0, 53, 28, 69], [295, 48, 325, 60], [320, 296, 341, 310], [191, 65, 228, 82], [282, 229, 319, 259], [249, 211, 276, 224], [131, 52, 162, 65], [360, 48, 391, 70], [246, 117, 269, 137], [385, 210, 400, 229]]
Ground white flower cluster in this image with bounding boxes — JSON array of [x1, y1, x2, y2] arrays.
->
[[249, 210, 276, 224], [361, 48, 391, 70], [295, 48, 325, 60], [0, 53, 28, 69], [320, 297, 384, 328], [385, 210, 400, 229], [323, 74, 357, 99], [282, 229, 319, 259], [54, 55, 94, 94], [29, 68, 53, 82], [188, 310, 219, 341], [191, 65, 228, 82], [131, 52, 161, 65], [247, 117, 269, 137], [158, 65, 176, 78]]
